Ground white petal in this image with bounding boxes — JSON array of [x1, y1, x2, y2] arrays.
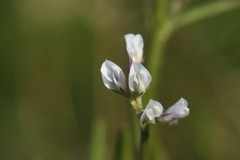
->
[[100, 60, 127, 93], [145, 109, 156, 124], [124, 34, 144, 63], [147, 99, 163, 117], [161, 98, 190, 122], [125, 34, 135, 45], [101, 61, 118, 91], [102, 73, 118, 91], [125, 34, 135, 56], [125, 34, 134, 49], [133, 34, 143, 59], [140, 99, 163, 124], [152, 106, 163, 117], [146, 109, 155, 121], [128, 63, 152, 95], [132, 73, 145, 93]]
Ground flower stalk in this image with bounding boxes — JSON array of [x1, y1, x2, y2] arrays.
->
[[100, 33, 190, 160], [130, 97, 143, 113]]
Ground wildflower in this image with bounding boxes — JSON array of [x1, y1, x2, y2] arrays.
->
[[128, 62, 152, 96], [140, 99, 163, 124], [124, 34, 144, 63], [101, 60, 127, 95], [160, 98, 189, 124], [100, 34, 190, 127]]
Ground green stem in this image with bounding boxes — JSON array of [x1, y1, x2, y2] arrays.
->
[[129, 96, 149, 160], [137, 126, 149, 160], [145, 19, 174, 102], [156, 0, 168, 27], [129, 97, 143, 160], [145, 0, 240, 101], [130, 96, 143, 113]]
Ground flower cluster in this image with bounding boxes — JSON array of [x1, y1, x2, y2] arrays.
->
[[100, 34, 189, 126]]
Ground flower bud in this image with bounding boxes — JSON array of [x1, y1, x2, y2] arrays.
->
[[128, 63, 152, 96], [140, 99, 163, 124], [124, 34, 144, 63], [160, 98, 189, 124], [101, 60, 127, 95]]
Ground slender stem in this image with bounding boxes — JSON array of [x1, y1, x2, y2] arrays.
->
[[156, 0, 168, 27], [129, 96, 149, 160], [137, 126, 149, 160], [135, 97, 143, 112], [130, 96, 143, 113], [129, 97, 143, 160]]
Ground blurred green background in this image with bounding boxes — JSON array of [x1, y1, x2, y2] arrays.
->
[[1, 0, 240, 159]]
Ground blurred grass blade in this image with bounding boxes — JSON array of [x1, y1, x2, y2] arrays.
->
[[89, 119, 106, 160], [113, 129, 133, 160], [177, 1, 240, 28]]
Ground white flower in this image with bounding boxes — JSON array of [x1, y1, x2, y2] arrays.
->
[[160, 98, 189, 124], [101, 60, 127, 95], [124, 34, 144, 63], [140, 99, 163, 124], [128, 63, 152, 95]]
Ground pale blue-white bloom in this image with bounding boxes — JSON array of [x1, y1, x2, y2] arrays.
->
[[128, 62, 152, 95], [140, 99, 163, 124], [124, 34, 144, 63], [101, 60, 127, 94], [160, 98, 189, 124]]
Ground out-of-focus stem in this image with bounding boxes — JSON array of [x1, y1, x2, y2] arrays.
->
[[145, 0, 240, 101], [137, 125, 149, 160], [156, 0, 168, 27], [145, 19, 174, 102]]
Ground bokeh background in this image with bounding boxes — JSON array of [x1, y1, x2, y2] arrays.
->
[[1, 0, 240, 160]]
